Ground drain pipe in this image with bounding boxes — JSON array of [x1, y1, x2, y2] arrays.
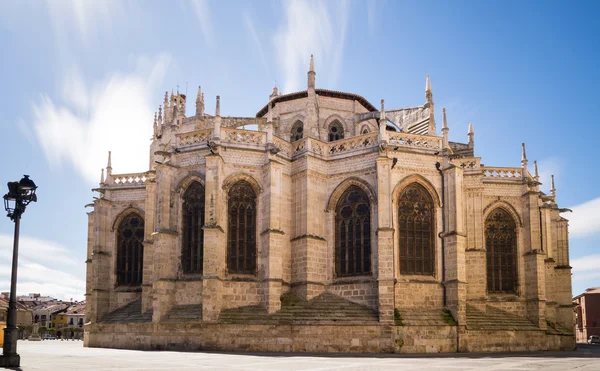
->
[[435, 162, 447, 308]]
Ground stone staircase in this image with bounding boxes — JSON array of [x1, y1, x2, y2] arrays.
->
[[99, 299, 152, 324], [219, 292, 379, 325], [466, 305, 538, 331], [162, 304, 203, 322]]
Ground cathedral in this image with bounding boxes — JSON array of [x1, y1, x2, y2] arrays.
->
[[84, 57, 574, 353]]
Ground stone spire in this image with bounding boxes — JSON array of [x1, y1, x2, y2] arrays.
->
[[267, 101, 273, 123], [100, 168, 104, 185], [215, 95, 220, 117], [153, 111, 158, 137], [551, 175, 556, 198], [196, 86, 204, 116], [425, 75, 432, 103], [308, 54, 316, 90], [521, 143, 529, 177], [442, 108, 449, 150], [106, 150, 112, 182], [467, 123, 474, 149], [379, 99, 388, 141], [158, 105, 162, 125], [425, 75, 436, 136]]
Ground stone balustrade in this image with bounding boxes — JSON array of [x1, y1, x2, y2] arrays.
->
[[482, 167, 522, 180], [221, 127, 266, 146], [111, 173, 149, 186], [177, 129, 213, 147], [326, 132, 379, 156], [388, 132, 442, 150]]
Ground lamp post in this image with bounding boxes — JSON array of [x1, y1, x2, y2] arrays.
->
[[1, 175, 37, 368]]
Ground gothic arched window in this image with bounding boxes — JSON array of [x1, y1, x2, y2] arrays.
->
[[335, 186, 371, 276], [117, 213, 144, 286], [328, 120, 344, 142], [485, 208, 517, 293], [182, 182, 205, 274], [360, 126, 370, 135], [291, 120, 304, 142], [227, 181, 257, 274], [398, 184, 434, 275]]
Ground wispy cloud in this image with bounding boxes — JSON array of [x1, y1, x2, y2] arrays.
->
[[0, 234, 85, 301], [568, 196, 600, 238], [274, 0, 350, 93], [571, 254, 600, 291], [190, 0, 214, 45], [244, 10, 271, 81], [45, 0, 125, 45], [366, 0, 378, 36], [536, 157, 563, 194], [31, 54, 172, 183]]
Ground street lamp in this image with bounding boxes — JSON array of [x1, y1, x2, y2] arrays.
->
[[1, 175, 37, 368]]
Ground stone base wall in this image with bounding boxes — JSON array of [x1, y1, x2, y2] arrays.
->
[[109, 292, 140, 312], [329, 281, 378, 310], [84, 323, 572, 354], [220, 281, 262, 309], [459, 328, 575, 352], [395, 281, 443, 308], [174, 280, 203, 305]]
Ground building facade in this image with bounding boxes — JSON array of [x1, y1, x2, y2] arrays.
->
[[574, 287, 600, 343], [84, 57, 574, 353]]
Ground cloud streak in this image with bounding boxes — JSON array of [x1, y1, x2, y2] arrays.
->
[[274, 0, 350, 93], [31, 54, 172, 184], [568, 196, 600, 238], [190, 0, 214, 46], [0, 234, 85, 301]]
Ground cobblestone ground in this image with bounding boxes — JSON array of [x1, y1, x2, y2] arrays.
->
[[6, 340, 600, 370]]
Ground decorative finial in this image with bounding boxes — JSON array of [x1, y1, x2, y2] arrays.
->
[[164, 91, 169, 107], [107, 151, 112, 169], [158, 105, 162, 124], [534, 160, 539, 180], [100, 168, 104, 184], [442, 108, 448, 129], [425, 75, 433, 103], [468, 123, 473, 135], [216, 95, 220, 116], [551, 175, 556, 198], [153, 112, 157, 127], [521, 143, 527, 163], [308, 55, 316, 89], [196, 86, 202, 102], [196, 86, 204, 116]]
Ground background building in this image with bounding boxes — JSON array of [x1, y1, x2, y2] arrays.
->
[[574, 287, 600, 342]]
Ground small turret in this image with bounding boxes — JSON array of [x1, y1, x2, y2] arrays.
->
[[215, 95, 221, 117], [308, 55, 316, 90], [425, 75, 432, 103], [534, 160, 539, 182]]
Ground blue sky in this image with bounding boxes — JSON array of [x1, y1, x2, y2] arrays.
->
[[0, 0, 599, 301]]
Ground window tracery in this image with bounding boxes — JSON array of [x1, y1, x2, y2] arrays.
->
[[227, 181, 257, 274], [335, 186, 371, 276], [328, 120, 344, 142], [485, 208, 517, 293], [291, 120, 304, 142], [398, 183, 434, 275], [182, 182, 205, 274], [117, 214, 144, 286]]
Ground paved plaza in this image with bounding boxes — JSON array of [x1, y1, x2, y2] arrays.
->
[[4, 340, 600, 370]]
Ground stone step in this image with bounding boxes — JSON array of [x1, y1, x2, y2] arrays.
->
[[99, 299, 153, 324], [466, 305, 538, 331], [163, 304, 203, 322]]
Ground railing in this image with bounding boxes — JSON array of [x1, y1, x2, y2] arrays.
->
[[450, 141, 469, 151], [482, 167, 522, 179], [177, 129, 212, 147], [112, 172, 149, 185], [451, 157, 481, 170], [221, 127, 265, 146], [388, 132, 442, 150], [326, 132, 379, 156], [272, 136, 292, 157]]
